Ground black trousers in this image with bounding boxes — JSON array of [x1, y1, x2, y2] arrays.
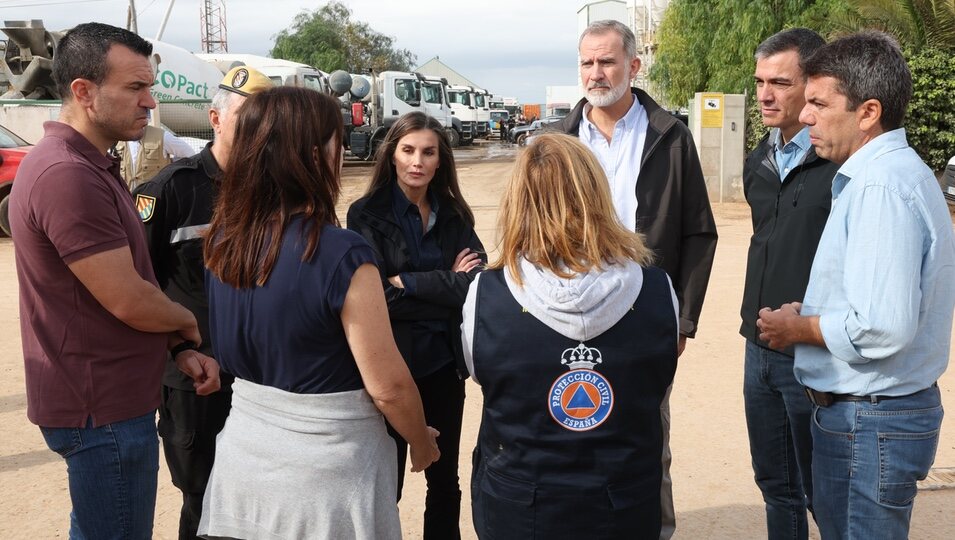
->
[[387, 362, 466, 540], [157, 385, 232, 540]]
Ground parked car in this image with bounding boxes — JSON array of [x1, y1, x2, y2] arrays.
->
[[0, 124, 33, 237], [943, 155, 955, 207], [508, 116, 563, 146]]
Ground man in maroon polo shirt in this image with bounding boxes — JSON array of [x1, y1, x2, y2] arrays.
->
[[9, 22, 219, 539]]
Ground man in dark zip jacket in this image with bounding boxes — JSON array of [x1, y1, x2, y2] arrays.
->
[[554, 20, 717, 540], [740, 29, 838, 540]]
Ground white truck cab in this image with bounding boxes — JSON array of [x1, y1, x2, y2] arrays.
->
[[447, 85, 478, 145], [349, 71, 434, 159], [419, 75, 468, 147], [472, 88, 491, 139]]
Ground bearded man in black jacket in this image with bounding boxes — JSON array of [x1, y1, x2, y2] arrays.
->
[[553, 19, 717, 540]]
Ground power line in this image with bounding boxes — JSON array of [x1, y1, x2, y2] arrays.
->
[[0, 0, 114, 9], [138, 0, 159, 15]]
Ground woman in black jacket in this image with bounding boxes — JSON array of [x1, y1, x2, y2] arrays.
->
[[346, 112, 484, 539]]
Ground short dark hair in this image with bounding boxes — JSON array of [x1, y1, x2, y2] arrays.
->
[[754, 27, 826, 73], [53, 22, 153, 100], [803, 30, 911, 131]]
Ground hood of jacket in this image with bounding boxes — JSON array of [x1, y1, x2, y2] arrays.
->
[[504, 257, 644, 342]]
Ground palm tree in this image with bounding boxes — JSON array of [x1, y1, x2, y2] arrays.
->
[[832, 0, 955, 51]]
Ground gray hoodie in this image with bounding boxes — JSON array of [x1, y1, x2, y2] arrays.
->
[[461, 258, 678, 383]]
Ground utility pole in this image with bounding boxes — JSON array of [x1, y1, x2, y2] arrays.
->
[[127, 0, 139, 34], [200, 0, 228, 53], [156, 0, 176, 41]]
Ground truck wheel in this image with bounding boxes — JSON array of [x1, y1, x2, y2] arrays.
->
[[364, 137, 381, 161], [516, 133, 528, 147], [446, 128, 460, 148], [0, 194, 12, 238]]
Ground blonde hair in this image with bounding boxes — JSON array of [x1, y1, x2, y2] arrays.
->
[[490, 133, 653, 285]]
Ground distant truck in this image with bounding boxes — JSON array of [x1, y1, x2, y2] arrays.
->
[[348, 71, 474, 159], [547, 102, 572, 118], [472, 88, 490, 139], [523, 104, 542, 122], [490, 110, 509, 139], [418, 75, 469, 148], [447, 85, 478, 146], [347, 71, 420, 159]]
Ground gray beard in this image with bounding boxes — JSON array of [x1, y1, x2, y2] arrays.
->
[[585, 80, 629, 108]]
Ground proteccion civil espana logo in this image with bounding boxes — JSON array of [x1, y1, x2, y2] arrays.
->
[[548, 343, 614, 431]]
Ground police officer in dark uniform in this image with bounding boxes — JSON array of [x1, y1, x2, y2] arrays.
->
[[461, 133, 678, 539], [132, 66, 272, 540]]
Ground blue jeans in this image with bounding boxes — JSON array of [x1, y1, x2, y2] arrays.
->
[[811, 384, 942, 540], [39, 412, 160, 540], [743, 340, 814, 540]]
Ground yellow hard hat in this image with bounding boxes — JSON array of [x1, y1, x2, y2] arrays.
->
[[219, 66, 273, 97]]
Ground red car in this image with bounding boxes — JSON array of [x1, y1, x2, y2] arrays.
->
[[0, 124, 33, 237]]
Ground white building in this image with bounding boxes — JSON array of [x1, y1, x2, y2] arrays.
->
[[576, 1, 670, 90]]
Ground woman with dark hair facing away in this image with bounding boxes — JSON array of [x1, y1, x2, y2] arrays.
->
[[462, 133, 679, 539], [347, 111, 485, 539], [198, 87, 439, 540]]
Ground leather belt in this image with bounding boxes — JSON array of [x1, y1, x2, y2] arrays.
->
[[804, 383, 938, 408], [805, 387, 899, 407]]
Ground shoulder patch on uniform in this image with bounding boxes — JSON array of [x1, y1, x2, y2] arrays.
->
[[136, 194, 157, 222]]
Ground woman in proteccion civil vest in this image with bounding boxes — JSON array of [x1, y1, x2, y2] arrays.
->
[[347, 111, 485, 539], [462, 132, 679, 539]]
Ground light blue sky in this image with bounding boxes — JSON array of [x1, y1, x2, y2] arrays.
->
[[1, 0, 588, 103]]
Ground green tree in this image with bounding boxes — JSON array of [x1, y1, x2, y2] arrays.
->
[[823, 1, 955, 169], [652, 0, 953, 167], [270, 2, 416, 73], [648, 0, 715, 107], [906, 46, 955, 170], [650, 0, 844, 108]]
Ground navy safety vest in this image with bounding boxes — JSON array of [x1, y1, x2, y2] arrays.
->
[[471, 266, 677, 540]]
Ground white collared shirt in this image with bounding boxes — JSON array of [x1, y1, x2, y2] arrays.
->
[[578, 96, 648, 231]]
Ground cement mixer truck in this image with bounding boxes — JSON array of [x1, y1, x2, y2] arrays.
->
[[0, 20, 462, 164], [1, 20, 345, 135], [1, 20, 227, 135], [345, 69, 483, 159]]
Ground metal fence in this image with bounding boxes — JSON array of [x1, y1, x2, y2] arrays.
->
[[153, 99, 212, 153]]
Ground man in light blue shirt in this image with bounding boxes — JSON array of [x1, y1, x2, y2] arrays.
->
[[757, 31, 954, 539]]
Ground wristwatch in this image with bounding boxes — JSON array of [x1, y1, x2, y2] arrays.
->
[[170, 340, 198, 358]]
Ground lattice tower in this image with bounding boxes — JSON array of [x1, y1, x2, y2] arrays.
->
[[200, 0, 228, 53]]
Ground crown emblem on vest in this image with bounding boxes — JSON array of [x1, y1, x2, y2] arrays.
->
[[561, 343, 602, 370]]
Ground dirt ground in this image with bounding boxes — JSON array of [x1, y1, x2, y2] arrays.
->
[[1, 142, 953, 539]]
